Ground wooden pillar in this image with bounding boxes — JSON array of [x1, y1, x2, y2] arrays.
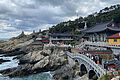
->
[[99, 35, 101, 41], [90, 35, 92, 41], [97, 34, 99, 41], [93, 35, 94, 41], [102, 34, 104, 41], [101, 34, 103, 41]]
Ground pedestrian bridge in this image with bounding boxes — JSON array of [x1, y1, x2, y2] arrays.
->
[[66, 51, 105, 79]]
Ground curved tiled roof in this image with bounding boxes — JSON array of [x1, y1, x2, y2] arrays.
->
[[107, 32, 120, 39], [107, 60, 120, 69], [49, 33, 73, 37], [82, 21, 120, 33]]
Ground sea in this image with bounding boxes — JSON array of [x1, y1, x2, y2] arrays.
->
[[0, 54, 52, 80], [0, 38, 9, 41]]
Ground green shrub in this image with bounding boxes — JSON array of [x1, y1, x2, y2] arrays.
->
[[100, 75, 113, 80]]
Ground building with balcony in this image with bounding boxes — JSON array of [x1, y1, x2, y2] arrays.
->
[[107, 32, 120, 44], [49, 33, 74, 44], [82, 20, 120, 42]]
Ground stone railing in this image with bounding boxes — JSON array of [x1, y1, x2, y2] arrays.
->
[[84, 41, 120, 48], [75, 42, 85, 49], [51, 38, 73, 40], [66, 51, 105, 78]]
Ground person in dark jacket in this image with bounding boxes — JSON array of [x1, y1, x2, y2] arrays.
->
[[68, 47, 71, 52]]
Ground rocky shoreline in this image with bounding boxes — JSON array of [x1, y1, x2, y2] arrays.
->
[[0, 32, 83, 80], [0, 45, 83, 80]]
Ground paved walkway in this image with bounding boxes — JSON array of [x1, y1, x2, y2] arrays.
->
[[71, 48, 82, 53]]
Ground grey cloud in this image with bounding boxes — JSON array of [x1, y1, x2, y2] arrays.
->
[[100, 0, 120, 4], [0, 4, 11, 14], [0, 0, 120, 38]]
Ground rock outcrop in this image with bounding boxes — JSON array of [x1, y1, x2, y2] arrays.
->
[[0, 46, 68, 77], [0, 31, 36, 52], [0, 30, 83, 79], [0, 32, 83, 80], [53, 59, 82, 80], [0, 45, 85, 79], [53, 64, 73, 80], [20, 46, 68, 71]]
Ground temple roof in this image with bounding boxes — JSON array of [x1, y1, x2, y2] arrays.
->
[[49, 33, 73, 37], [42, 37, 49, 41], [107, 60, 120, 69], [82, 20, 120, 33], [107, 32, 120, 39], [75, 33, 86, 38], [75, 33, 89, 38]]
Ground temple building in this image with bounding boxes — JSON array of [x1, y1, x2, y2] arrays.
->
[[82, 20, 120, 42], [49, 33, 74, 44], [107, 60, 120, 72], [107, 32, 120, 44]]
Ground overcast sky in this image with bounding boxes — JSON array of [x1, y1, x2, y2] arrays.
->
[[0, 0, 119, 38]]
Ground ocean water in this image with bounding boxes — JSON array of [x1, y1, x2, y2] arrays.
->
[[0, 55, 18, 70], [0, 38, 9, 40], [0, 72, 52, 80], [0, 54, 52, 80]]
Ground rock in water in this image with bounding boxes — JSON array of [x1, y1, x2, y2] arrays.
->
[[0, 59, 10, 64]]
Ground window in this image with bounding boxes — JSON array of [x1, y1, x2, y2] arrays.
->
[[107, 40, 108, 42], [114, 39, 117, 42]]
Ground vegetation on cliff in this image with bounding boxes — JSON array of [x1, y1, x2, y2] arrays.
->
[[49, 4, 120, 34], [99, 75, 113, 80]]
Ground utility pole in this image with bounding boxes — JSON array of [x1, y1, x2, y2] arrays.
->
[[76, 10, 79, 18], [76, 10, 79, 31]]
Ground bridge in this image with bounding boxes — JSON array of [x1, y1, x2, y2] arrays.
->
[[66, 51, 105, 80]]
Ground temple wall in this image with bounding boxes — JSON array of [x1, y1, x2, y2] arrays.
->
[[88, 33, 107, 42]]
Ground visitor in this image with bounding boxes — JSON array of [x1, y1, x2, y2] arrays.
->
[[68, 47, 71, 52], [99, 57, 102, 65]]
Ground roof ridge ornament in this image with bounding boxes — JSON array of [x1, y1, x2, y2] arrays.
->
[[119, 33, 120, 36], [33, 30, 35, 34]]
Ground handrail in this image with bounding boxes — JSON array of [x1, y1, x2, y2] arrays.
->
[[66, 51, 105, 77], [84, 41, 120, 48], [75, 42, 85, 49]]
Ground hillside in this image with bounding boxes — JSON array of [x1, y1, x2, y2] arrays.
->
[[49, 4, 120, 34]]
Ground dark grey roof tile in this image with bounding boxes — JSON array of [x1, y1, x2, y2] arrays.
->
[[82, 21, 120, 33]]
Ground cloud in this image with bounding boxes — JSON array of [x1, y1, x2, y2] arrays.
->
[[0, 0, 119, 38]]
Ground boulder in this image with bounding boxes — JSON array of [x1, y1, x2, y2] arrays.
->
[[20, 51, 44, 64], [32, 56, 49, 70], [53, 64, 73, 80]]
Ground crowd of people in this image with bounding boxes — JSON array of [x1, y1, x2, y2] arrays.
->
[[91, 55, 102, 65]]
